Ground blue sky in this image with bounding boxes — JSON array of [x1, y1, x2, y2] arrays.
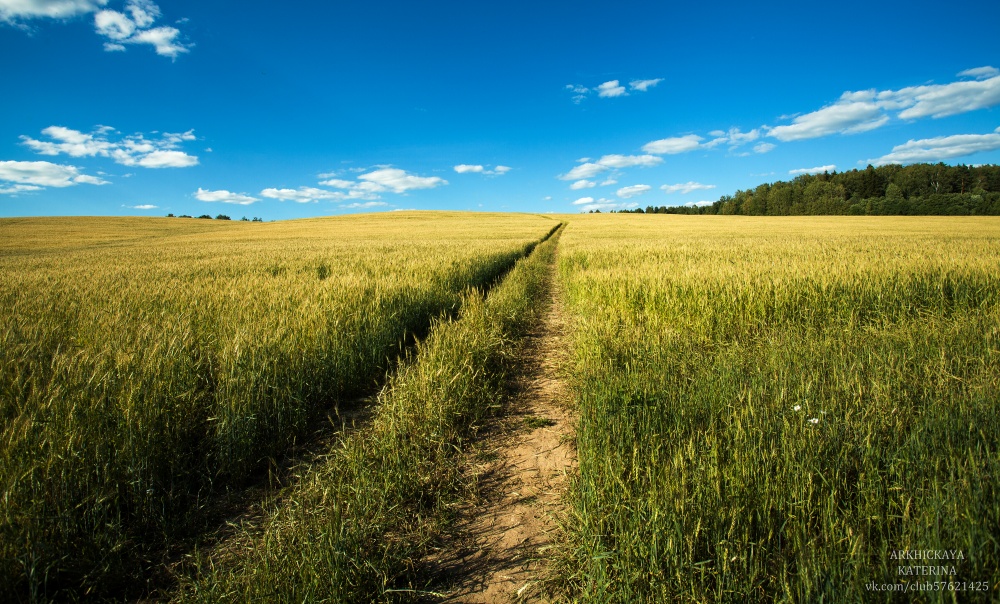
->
[[2, 0, 999, 219]]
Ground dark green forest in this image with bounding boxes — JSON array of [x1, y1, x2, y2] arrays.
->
[[615, 163, 1000, 216]]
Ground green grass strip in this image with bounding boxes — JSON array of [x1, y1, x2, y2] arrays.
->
[[175, 226, 561, 603]]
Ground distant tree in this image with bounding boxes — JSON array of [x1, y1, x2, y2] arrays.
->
[[215, 214, 231, 220], [166, 213, 175, 217], [252, 217, 263, 222], [240, 216, 249, 221], [197, 214, 212, 219]]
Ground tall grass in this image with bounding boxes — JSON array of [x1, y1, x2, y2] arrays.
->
[[0, 213, 555, 600], [557, 216, 1000, 602], [174, 225, 561, 603]]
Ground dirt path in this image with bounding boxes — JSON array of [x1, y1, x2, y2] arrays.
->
[[423, 261, 576, 602]]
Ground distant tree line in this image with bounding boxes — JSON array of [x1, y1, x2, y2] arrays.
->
[[610, 163, 1000, 216], [167, 213, 264, 221]]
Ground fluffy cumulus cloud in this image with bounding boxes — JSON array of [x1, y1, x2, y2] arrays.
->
[[0, 0, 107, 20], [265, 166, 447, 205], [570, 179, 596, 190], [868, 128, 1000, 166], [0, 159, 108, 194], [753, 142, 776, 154], [94, 0, 188, 58], [643, 134, 704, 154], [597, 80, 627, 98], [195, 187, 258, 205], [616, 184, 651, 199], [20, 125, 199, 169], [453, 164, 510, 176], [560, 154, 662, 181], [661, 181, 716, 194], [789, 165, 837, 175], [958, 66, 1000, 80], [359, 167, 447, 193]]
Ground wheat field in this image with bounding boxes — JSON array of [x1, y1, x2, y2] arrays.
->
[[0, 212, 556, 599], [556, 215, 1000, 602]]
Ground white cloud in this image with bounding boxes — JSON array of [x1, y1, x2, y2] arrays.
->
[[753, 142, 776, 154], [125, 0, 157, 27], [570, 179, 595, 190], [642, 134, 703, 154], [560, 154, 662, 180], [617, 184, 651, 199], [260, 187, 344, 203], [768, 92, 888, 141], [94, 8, 134, 39], [0, 0, 107, 20], [0, 184, 43, 194], [358, 167, 447, 193], [127, 204, 158, 209], [685, 200, 716, 208], [789, 165, 837, 175], [629, 78, 663, 92], [93, 1, 189, 58], [195, 187, 258, 205], [20, 125, 198, 168], [882, 75, 1000, 120], [0, 160, 108, 190], [958, 66, 1000, 80], [868, 128, 1000, 166], [597, 80, 627, 98], [454, 164, 510, 176], [573, 197, 639, 212], [661, 181, 716, 194], [600, 178, 617, 186], [136, 149, 197, 168], [340, 201, 388, 209]]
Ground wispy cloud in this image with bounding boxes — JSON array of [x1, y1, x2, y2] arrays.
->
[[629, 78, 663, 92], [867, 128, 1000, 166], [616, 184, 651, 199], [643, 134, 703, 154], [789, 165, 837, 175], [340, 201, 388, 209], [753, 142, 776, 154], [260, 187, 345, 203], [571, 196, 638, 212], [0, 0, 107, 21], [195, 187, 258, 205], [453, 164, 511, 176], [768, 91, 887, 141], [661, 181, 716, 194], [21, 125, 199, 168], [767, 68, 1000, 141], [560, 154, 662, 180], [567, 76, 661, 102], [0, 160, 108, 194], [569, 179, 596, 190], [126, 204, 158, 209]]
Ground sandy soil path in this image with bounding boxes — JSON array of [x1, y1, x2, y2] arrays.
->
[[424, 262, 576, 602]]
